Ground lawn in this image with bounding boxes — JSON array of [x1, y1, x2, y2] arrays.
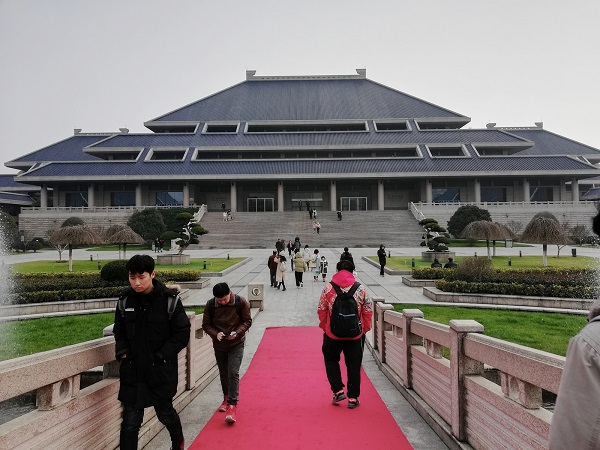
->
[[375, 255, 598, 270], [394, 304, 586, 356], [10, 258, 245, 274], [0, 307, 205, 361]]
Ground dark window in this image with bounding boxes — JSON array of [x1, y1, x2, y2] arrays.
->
[[481, 187, 506, 202], [530, 187, 553, 202], [111, 192, 136, 206], [432, 188, 460, 203], [156, 191, 183, 206], [65, 192, 88, 207], [150, 150, 186, 161], [205, 124, 239, 133], [246, 122, 367, 133], [374, 121, 409, 131]]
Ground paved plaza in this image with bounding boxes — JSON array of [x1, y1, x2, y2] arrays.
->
[[3, 243, 599, 449]]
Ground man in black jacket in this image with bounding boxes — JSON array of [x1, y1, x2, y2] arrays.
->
[[113, 255, 190, 450]]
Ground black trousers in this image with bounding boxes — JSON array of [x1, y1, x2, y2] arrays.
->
[[270, 269, 277, 286], [322, 334, 365, 399], [294, 271, 304, 286], [120, 402, 184, 450]]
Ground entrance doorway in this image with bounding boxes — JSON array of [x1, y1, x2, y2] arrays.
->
[[247, 197, 274, 212], [340, 197, 367, 211]]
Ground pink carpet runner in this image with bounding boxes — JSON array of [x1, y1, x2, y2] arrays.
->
[[189, 326, 413, 449]]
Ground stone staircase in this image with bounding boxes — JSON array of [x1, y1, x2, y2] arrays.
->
[[191, 210, 424, 249]]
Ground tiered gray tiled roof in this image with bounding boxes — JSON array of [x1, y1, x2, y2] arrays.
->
[[502, 128, 600, 156]]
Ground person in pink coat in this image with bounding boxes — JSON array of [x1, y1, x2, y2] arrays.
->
[[317, 260, 372, 409]]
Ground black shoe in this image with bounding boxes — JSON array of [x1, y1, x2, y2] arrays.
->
[[332, 391, 346, 403], [348, 399, 360, 409], [282, 287, 286, 291]]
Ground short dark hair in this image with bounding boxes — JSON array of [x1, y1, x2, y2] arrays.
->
[[337, 260, 355, 272], [126, 254, 155, 274], [343, 247, 349, 252], [272, 250, 277, 255], [213, 282, 230, 298]]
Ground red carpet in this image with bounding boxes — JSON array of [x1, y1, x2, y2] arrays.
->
[[189, 326, 413, 449]]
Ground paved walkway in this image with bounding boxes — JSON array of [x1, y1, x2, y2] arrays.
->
[[3, 243, 598, 449]]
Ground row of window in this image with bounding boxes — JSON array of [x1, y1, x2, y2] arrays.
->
[[97, 144, 525, 162], [65, 191, 184, 208]]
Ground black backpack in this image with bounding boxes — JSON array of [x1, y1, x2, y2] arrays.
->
[[329, 281, 362, 338], [205, 295, 243, 321]]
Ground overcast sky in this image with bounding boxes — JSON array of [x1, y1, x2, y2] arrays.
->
[[1, 0, 599, 174]]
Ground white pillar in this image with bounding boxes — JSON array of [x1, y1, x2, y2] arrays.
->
[[277, 182, 284, 212], [87, 184, 95, 208], [571, 178, 580, 203], [183, 182, 190, 207], [53, 185, 60, 207], [560, 179, 568, 201], [135, 183, 142, 207], [522, 178, 530, 203], [330, 181, 337, 211], [425, 180, 433, 203], [40, 185, 48, 209], [473, 179, 481, 203], [378, 180, 385, 211], [230, 182, 237, 213]]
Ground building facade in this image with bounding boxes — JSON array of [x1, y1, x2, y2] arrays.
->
[[6, 69, 600, 213]]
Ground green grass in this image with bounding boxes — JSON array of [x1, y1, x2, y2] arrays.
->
[[0, 307, 205, 361], [10, 258, 245, 274], [447, 239, 530, 248], [394, 304, 586, 356], [376, 255, 598, 270]]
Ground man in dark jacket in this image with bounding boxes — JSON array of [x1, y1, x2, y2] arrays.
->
[[113, 254, 190, 450], [340, 247, 354, 266], [267, 250, 279, 287], [377, 244, 387, 277], [202, 282, 252, 424]]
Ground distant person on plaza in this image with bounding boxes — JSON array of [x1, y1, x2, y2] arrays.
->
[[276, 255, 287, 291], [267, 250, 279, 288], [311, 249, 320, 281], [226, 209, 233, 221], [313, 221, 318, 233], [202, 282, 252, 424], [319, 255, 328, 282], [337, 211, 342, 221], [113, 254, 190, 450], [340, 247, 354, 266], [302, 244, 311, 268], [317, 260, 373, 409], [306, 201, 311, 213], [158, 239, 164, 252], [154, 238, 160, 253], [444, 258, 458, 269], [221, 202, 226, 212], [377, 244, 387, 277], [549, 211, 600, 449], [222, 211, 227, 222], [287, 239, 293, 256], [313, 209, 317, 219], [430, 258, 442, 268], [293, 249, 307, 287], [315, 221, 321, 234]]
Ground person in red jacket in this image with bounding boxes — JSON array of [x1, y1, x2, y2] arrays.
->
[[317, 260, 373, 409]]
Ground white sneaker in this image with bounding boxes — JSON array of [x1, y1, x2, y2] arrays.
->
[[300, 282, 303, 287]]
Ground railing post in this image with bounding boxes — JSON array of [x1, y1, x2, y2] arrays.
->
[[377, 303, 393, 362], [450, 319, 484, 441], [187, 312, 197, 390], [248, 283, 264, 311], [371, 297, 385, 350], [102, 324, 120, 378], [401, 309, 424, 389]]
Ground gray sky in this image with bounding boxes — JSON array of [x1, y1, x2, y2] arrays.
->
[[1, 0, 599, 174]]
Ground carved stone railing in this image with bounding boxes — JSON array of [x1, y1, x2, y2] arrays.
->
[[0, 305, 261, 449], [372, 301, 563, 450]]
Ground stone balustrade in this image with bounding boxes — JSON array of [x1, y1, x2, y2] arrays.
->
[[0, 304, 261, 449], [372, 301, 564, 449]]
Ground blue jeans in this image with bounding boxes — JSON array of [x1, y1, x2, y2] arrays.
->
[[214, 344, 245, 405], [120, 402, 183, 450]]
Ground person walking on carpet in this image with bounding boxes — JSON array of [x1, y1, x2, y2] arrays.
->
[[317, 260, 373, 409], [202, 282, 253, 424], [113, 254, 190, 450]]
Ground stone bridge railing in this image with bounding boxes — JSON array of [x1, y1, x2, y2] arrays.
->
[[371, 298, 563, 450], [0, 302, 262, 450]]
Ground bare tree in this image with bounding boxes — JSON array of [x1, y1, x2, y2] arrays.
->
[[505, 220, 524, 237], [520, 217, 572, 267], [49, 225, 104, 271], [460, 221, 514, 260]]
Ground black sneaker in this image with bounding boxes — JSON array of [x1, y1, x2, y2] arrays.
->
[[348, 399, 360, 409], [332, 391, 346, 403]]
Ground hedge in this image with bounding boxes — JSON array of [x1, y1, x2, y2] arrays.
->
[[412, 268, 453, 280], [435, 279, 599, 299]]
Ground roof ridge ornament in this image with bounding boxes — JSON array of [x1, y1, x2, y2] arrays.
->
[[245, 68, 367, 81]]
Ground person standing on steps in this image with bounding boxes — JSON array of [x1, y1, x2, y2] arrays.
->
[[276, 255, 287, 291], [317, 260, 373, 410], [202, 283, 252, 424], [293, 249, 307, 287], [377, 244, 387, 277]]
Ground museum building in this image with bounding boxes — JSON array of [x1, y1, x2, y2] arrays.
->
[[6, 69, 600, 213]]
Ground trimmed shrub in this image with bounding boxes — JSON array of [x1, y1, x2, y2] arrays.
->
[[100, 260, 129, 282]]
